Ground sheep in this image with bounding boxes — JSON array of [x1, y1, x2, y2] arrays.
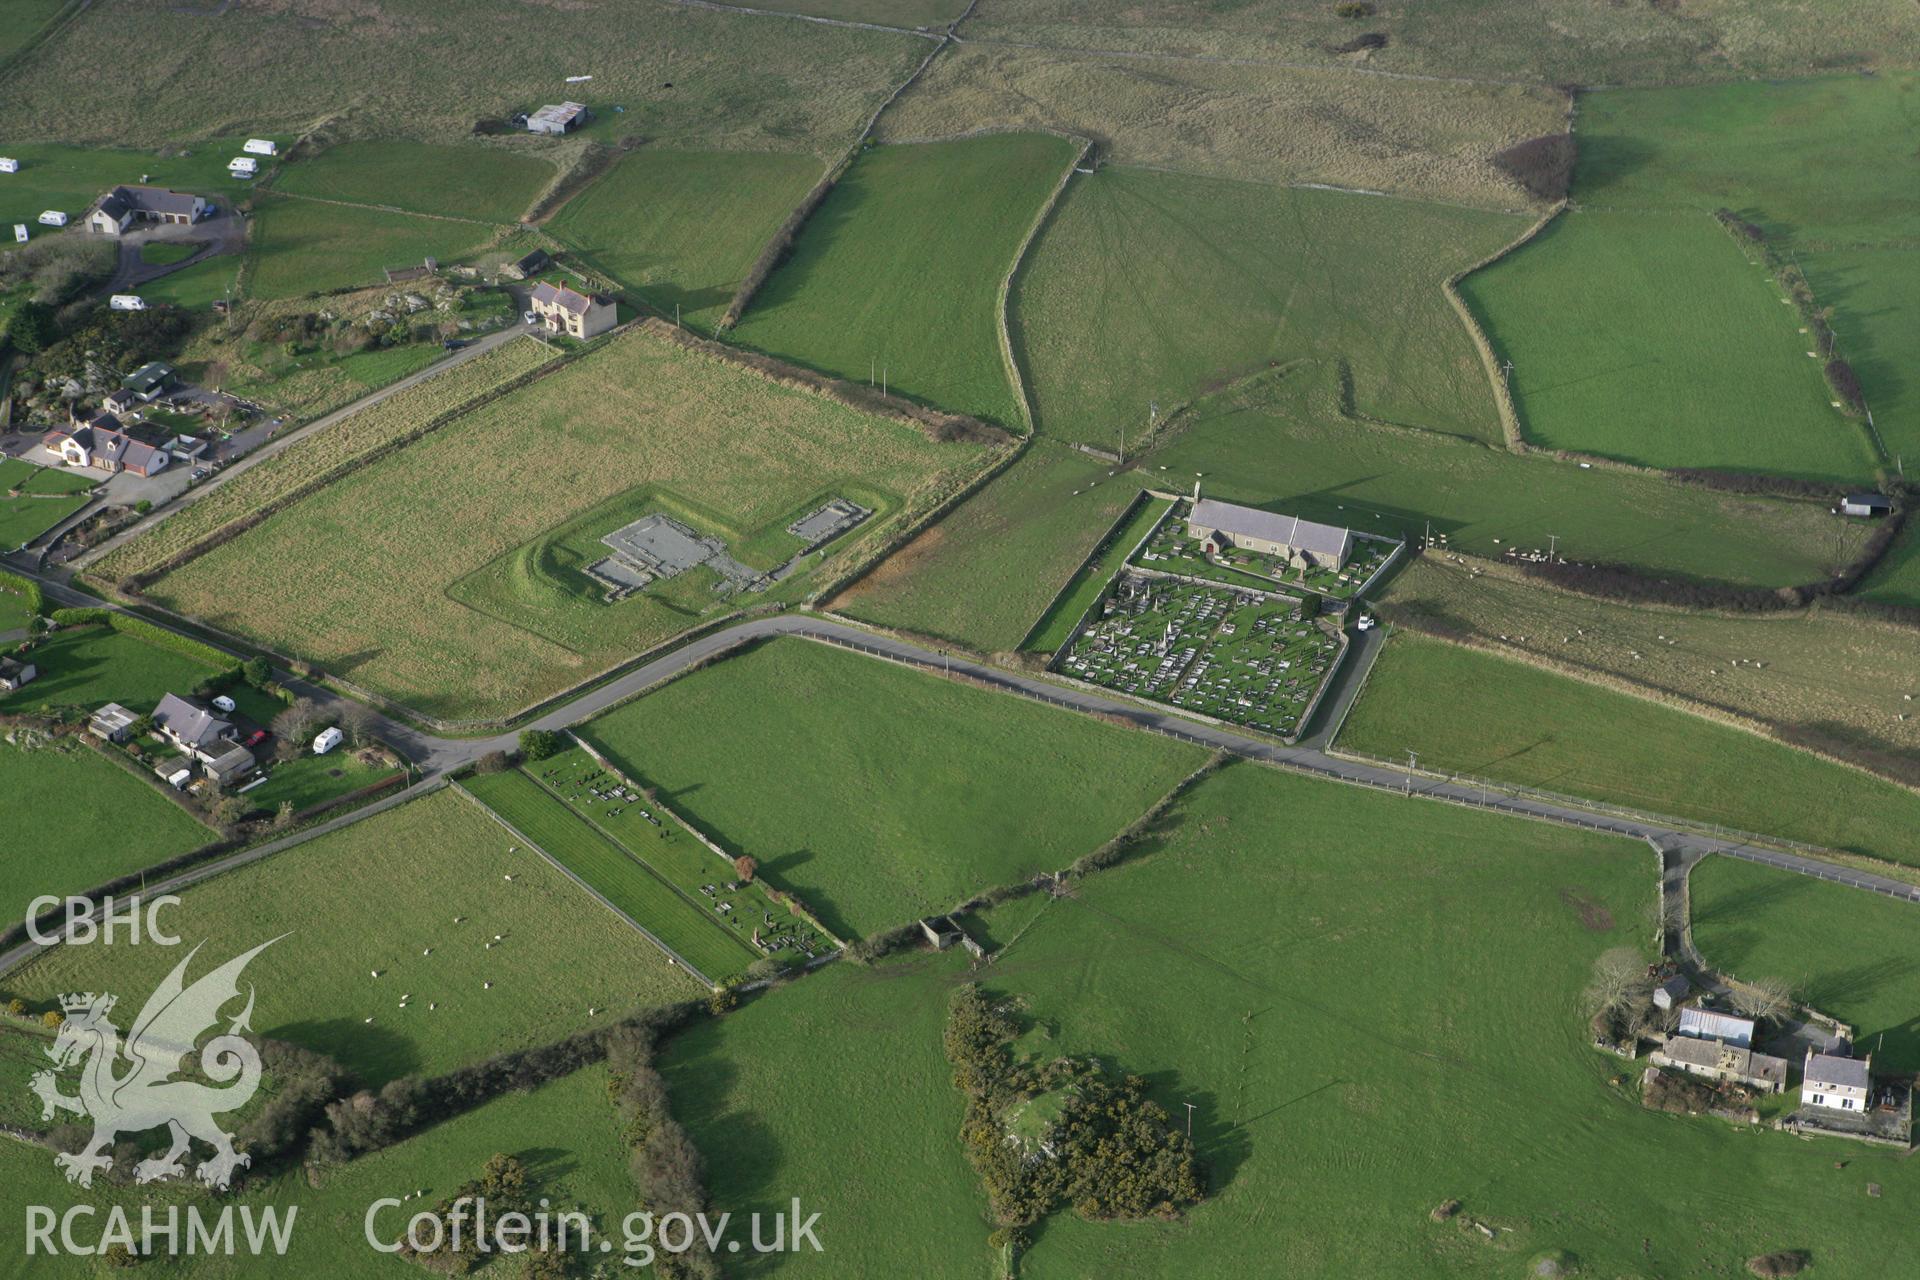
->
[[483, 982, 493, 990], [364, 1017, 374, 1024]]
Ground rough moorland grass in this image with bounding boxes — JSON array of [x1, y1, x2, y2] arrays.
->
[[1377, 555, 1920, 759], [246, 194, 501, 299], [145, 329, 979, 718], [0, 1065, 634, 1279], [1459, 208, 1872, 480], [831, 445, 1148, 652], [0, 624, 222, 717], [748, 0, 963, 23], [1016, 167, 1520, 445], [1339, 633, 1920, 865], [960, 0, 1920, 84], [0, 736, 210, 929], [462, 769, 752, 983], [271, 140, 555, 223], [0, 140, 257, 232], [580, 637, 1206, 939], [734, 134, 1075, 428], [0, 495, 86, 549], [877, 41, 1566, 208], [5, 0, 926, 154], [95, 336, 557, 584], [1691, 857, 1920, 1073], [9, 789, 704, 1086], [1152, 362, 1864, 588], [547, 148, 821, 332]]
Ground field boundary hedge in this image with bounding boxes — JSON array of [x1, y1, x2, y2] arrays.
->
[[996, 133, 1091, 433], [1446, 201, 1566, 453], [47, 607, 237, 671], [0, 567, 43, 617]]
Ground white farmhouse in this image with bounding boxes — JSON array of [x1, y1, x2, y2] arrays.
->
[[1802, 1050, 1871, 1113]]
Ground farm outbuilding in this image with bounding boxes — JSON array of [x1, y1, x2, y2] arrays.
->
[[528, 101, 590, 135], [1841, 493, 1892, 517], [0, 656, 36, 693], [1676, 1007, 1755, 1048]]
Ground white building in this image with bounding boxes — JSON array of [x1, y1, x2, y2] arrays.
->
[[109, 294, 147, 312], [228, 156, 258, 178], [12, 224, 25, 243], [38, 210, 67, 227], [1677, 1008, 1755, 1049], [528, 101, 590, 135], [313, 726, 344, 755], [1803, 1050, 1871, 1113], [243, 138, 278, 156], [1186, 484, 1354, 572]]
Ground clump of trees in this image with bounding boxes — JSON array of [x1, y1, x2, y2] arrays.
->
[[1583, 947, 1664, 1048], [399, 1152, 535, 1274], [944, 985, 1205, 1235], [518, 729, 560, 762], [1492, 133, 1577, 202], [607, 1023, 720, 1280]]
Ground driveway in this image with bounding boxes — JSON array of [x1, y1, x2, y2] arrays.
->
[[101, 204, 247, 298]]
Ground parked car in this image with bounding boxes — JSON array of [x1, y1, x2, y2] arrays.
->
[[443, 338, 466, 351], [522, 310, 538, 325], [245, 729, 270, 748], [190, 467, 210, 480]]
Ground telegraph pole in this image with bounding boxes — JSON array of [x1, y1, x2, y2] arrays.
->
[[1548, 533, 1560, 563], [1183, 1102, 1195, 1138]]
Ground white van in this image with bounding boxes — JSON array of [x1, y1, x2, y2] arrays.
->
[[313, 726, 345, 755]]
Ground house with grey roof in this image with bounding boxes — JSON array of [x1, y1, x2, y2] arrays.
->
[[1803, 1050, 1872, 1113], [1651, 1033, 1789, 1094], [1187, 489, 1354, 572], [528, 101, 590, 135], [90, 703, 139, 742], [49, 413, 171, 478], [86, 185, 209, 236], [529, 280, 615, 340]]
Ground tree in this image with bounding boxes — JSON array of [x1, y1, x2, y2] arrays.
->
[[1582, 947, 1648, 1015], [43, 1010, 63, 1029], [5, 301, 55, 354], [337, 701, 379, 748], [272, 697, 319, 745], [519, 729, 560, 762], [242, 655, 273, 688], [476, 750, 511, 774], [732, 855, 756, 884], [273, 800, 295, 830], [1730, 977, 1795, 1025]]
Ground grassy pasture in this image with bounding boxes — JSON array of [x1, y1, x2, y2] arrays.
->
[[136, 253, 242, 309], [5, 0, 927, 154], [960, 0, 1919, 84], [1691, 857, 1920, 1073], [96, 336, 557, 584], [1376, 556, 1920, 760], [0, 494, 86, 549], [1151, 363, 1865, 588], [0, 459, 94, 496], [0, 735, 210, 929], [0, 0, 68, 59], [877, 41, 1567, 209], [1015, 167, 1519, 446], [746, 0, 963, 23], [461, 768, 754, 983], [1339, 633, 1920, 865], [143, 329, 980, 718], [270, 141, 554, 223], [0, 623, 221, 718], [8, 788, 704, 1086], [734, 134, 1073, 428], [0, 1065, 634, 1280], [1459, 208, 1872, 480], [0, 140, 257, 232], [246, 194, 500, 300], [547, 148, 821, 332], [1023, 493, 1173, 653], [831, 445, 1148, 651], [579, 637, 1207, 939]]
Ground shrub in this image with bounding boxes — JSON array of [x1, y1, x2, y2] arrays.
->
[[518, 729, 561, 761], [1825, 357, 1866, 413], [1491, 134, 1577, 202]]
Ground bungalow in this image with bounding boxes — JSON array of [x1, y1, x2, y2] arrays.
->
[[1803, 1050, 1872, 1113], [0, 656, 36, 692], [90, 703, 139, 742], [86, 185, 208, 236], [204, 744, 258, 787], [50, 414, 171, 477], [123, 362, 175, 400], [1187, 484, 1353, 572], [528, 280, 615, 340], [528, 101, 589, 135], [153, 693, 239, 761], [1651, 1033, 1789, 1094]]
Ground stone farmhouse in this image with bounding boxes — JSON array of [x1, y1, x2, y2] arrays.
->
[[1651, 1033, 1789, 1094], [152, 692, 256, 785], [529, 280, 615, 340], [86, 185, 209, 236], [1187, 487, 1354, 572], [48, 414, 171, 477]]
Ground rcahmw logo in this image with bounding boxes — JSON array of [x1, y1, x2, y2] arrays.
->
[[23, 937, 299, 1258]]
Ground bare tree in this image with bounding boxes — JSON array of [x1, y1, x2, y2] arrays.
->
[[1583, 947, 1650, 1015], [272, 697, 319, 745], [337, 702, 379, 748], [1730, 977, 1795, 1025]]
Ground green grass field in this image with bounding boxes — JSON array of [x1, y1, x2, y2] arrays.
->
[[548, 148, 821, 332], [0, 494, 86, 549], [238, 748, 398, 817], [0, 458, 94, 496], [0, 0, 68, 59], [1015, 167, 1520, 445], [7, 789, 704, 1086], [461, 769, 754, 983], [1690, 856, 1920, 1073], [137, 241, 198, 266], [1152, 362, 1865, 588], [0, 623, 222, 717], [0, 140, 258, 233], [271, 141, 554, 223], [833, 445, 1149, 651], [246, 194, 500, 299], [1023, 494, 1173, 652], [0, 1064, 635, 1279], [145, 328, 980, 718], [1460, 209, 1872, 480], [1339, 633, 1920, 865], [733, 134, 1076, 428], [0, 735, 210, 928], [579, 637, 1206, 938], [747, 0, 963, 22]]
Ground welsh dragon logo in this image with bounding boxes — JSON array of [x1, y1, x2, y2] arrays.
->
[[30, 938, 281, 1191]]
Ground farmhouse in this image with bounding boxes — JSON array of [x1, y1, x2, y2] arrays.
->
[[1803, 1050, 1871, 1112], [49, 414, 171, 477], [1841, 493, 1893, 518], [528, 280, 615, 339], [1676, 1007, 1754, 1049], [0, 656, 36, 692], [528, 101, 590, 135], [1651, 1034, 1789, 1094], [1188, 489, 1353, 572], [86, 185, 208, 236], [152, 692, 255, 783], [89, 703, 139, 742]]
